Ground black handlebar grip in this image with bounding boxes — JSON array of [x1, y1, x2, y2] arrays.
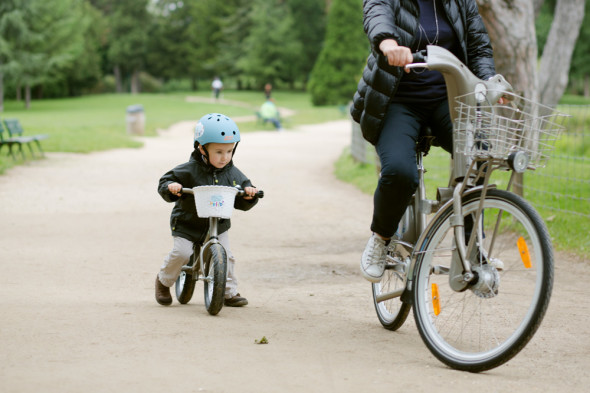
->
[[256, 190, 264, 199], [412, 50, 427, 63]]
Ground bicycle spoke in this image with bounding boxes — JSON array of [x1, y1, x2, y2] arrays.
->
[[413, 190, 553, 372]]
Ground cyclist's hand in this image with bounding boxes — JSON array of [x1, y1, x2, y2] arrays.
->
[[379, 39, 413, 72], [243, 186, 257, 200], [168, 182, 182, 197]]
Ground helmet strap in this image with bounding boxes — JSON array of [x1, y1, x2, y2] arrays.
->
[[197, 143, 208, 157]]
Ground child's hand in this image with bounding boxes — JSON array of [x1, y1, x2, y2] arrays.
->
[[168, 182, 183, 197], [243, 186, 258, 200]]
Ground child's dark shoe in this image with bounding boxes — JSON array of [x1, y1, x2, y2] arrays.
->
[[155, 275, 173, 306], [224, 293, 248, 307]]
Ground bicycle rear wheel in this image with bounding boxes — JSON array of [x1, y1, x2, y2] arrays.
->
[[412, 189, 553, 372], [203, 243, 227, 315], [372, 242, 412, 330]]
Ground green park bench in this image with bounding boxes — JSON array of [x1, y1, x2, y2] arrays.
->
[[3, 118, 49, 158], [0, 119, 35, 160]]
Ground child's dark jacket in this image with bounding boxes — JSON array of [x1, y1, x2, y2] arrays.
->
[[158, 150, 257, 243]]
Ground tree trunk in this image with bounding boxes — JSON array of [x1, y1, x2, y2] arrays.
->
[[585, 74, 589, 98], [25, 84, 31, 109], [477, 0, 538, 197], [114, 65, 123, 93], [477, 0, 538, 101], [16, 83, 21, 101], [130, 69, 140, 94], [538, 0, 585, 108]]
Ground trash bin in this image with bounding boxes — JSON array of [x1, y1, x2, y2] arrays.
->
[[126, 104, 145, 135]]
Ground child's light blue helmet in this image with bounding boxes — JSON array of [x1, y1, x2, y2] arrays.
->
[[194, 113, 240, 147]]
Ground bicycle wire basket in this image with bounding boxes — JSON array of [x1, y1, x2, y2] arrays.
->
[[454, 91, 569, 170]]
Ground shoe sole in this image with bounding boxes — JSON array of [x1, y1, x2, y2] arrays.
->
[[156, 298, 173, 306], [360, 266, 382, 283], [224, 299, 248, 307]]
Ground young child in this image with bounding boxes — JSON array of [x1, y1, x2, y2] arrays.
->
[[155, 113, 260, 307]]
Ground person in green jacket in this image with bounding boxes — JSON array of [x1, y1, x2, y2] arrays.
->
[[259, 99, 283, 130]]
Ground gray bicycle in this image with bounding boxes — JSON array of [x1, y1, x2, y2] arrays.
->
[[371, 46, 568, 372]]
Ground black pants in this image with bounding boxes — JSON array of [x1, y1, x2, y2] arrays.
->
[[371, 99, 453, 238]]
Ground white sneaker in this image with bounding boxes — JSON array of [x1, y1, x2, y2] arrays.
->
[[476, 247, 505, 271], [361, 234, 388, 283], [489, 258, 505, 271]]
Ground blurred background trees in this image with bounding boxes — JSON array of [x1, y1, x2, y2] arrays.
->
[[0, 0, 587, 109], [308, 0, 366, 106]]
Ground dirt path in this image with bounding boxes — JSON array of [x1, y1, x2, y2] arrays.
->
[[1, 120, 589, 393]]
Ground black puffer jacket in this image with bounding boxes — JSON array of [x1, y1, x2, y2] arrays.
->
[[351, 0, 496, 145], [158, 150, 258, 243]]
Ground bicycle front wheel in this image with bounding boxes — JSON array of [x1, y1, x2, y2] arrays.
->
[[203, 243, 227, 315], [412, 189, 553, 372]]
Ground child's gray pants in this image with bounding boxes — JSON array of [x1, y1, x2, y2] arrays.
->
[[158, 232, 238, 299]]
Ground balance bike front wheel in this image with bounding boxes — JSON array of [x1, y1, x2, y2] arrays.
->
[[203, 243, 227, 315]]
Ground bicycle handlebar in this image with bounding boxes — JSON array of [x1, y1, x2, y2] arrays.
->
[[403, 45, 516, 183], [181, 186, 264, 199], [404, 45, 513, 103]]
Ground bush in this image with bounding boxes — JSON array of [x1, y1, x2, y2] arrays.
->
[[308, 0, 367, 106], [139, 72, 163, 93], [97, 75, 117, 93]]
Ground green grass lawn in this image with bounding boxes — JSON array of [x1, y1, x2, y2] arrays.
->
[[0, 90, 345, 173]]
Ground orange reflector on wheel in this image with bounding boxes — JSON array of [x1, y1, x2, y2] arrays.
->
[[517, 236, 532, 269], [432, 283, 440, 316]]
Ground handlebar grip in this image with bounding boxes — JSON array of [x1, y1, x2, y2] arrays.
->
[[238, 189, 264, 199], [412, 50, 427, 63]]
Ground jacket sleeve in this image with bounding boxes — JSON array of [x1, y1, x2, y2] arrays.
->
[[232, 167, 258, 212], [464, 0, 496, 80], [363, 0, 399, 53], [158, 168, 181, 203]]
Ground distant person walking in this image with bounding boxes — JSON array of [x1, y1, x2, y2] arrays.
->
[[264, 83, 273, 100], [211, 76, 223, 100]]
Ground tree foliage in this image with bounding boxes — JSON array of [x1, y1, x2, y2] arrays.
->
[[569, 0, 590, 96], [308, 0, 366, 106], [286, 0, 326, 83], [1, 0, 588, 109], [239, 0, 302, 88], [0, 0, 97, 107]]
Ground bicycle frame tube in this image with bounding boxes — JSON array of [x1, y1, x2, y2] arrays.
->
[[405, 185, 489, 284], [416, 152, 428, 236]]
